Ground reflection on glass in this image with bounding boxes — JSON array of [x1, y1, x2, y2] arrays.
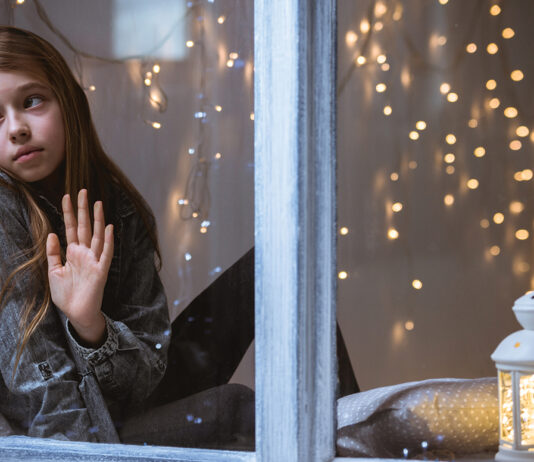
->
[[500, 371, 514, 444], [0, 0, 254, 451], [520, 373, 534, 446]]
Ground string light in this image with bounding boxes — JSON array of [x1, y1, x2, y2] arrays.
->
[[467, 179, 479, 189], [486, 79, 497, 90], [392, 202, 403, 212], [409, 131, 419, 140], [388, 228, 399, 240], [16, 0, 25, 3], [390, 172, 399, 181], [439, 0, 449, 4], [510, 140, 522, 150], [440, 82, 451, 94], [186, 40, 194, 48], [493, 213, 504, 224], [415, 120, 427, 130], [444, 194, 454, 206], [447, 92, 458, 102], [446, 165, 455, 174], [490, 245, 501, 256], [444, 153, 455, 163], [489, 97, 500, 109], [412, 280, 423, 290], [487, 43, 499, 54], [511, 70, 524, 81], [376, 83, 387, 93], [445, 134, 456, 144], [502, 28, 515, 39], [144, 78, 152, 86], [490, 4, 501, 15], [338, 271, 348, 280], [522, 169, 533, 180], [517, 126, 529, 137], [345, 30, 358, 46], [360, 19, 370, 33], [480, 219, 490, 229], [510, 201, 525, 214], [152, 64, 161, 73], [474, 146, 486, 158], [226, 59, 235, 68], [340, 227, 349, 235], [377, 54, 387, 64], [466, 43, 477, 53], [374, 22, 383, 31], [152, 122, 161, 129], [217, 15, 226, 24], [437, 35, 447, 46], [250, 113, 255, 121], [381, 63, 390, 71], [408, 161, 418, 169], [214, 152, 222, 159], [214, 105, 222, 112], [88, 85, 96, 91], [405, 321, 415, 331], [356, 55, 366, 66], [516, 230, 530, 241], [229, 52, 239, 60], [468, 119, 478, 128], [504, 107, 518, 118], [383, 105, 392, 115], [374, 1, 387, 16]]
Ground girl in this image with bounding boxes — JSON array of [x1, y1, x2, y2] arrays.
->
[[0, 25, 255, 448]]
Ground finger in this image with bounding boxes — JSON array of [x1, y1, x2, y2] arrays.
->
[[77, 189, 92, 247], [46, 233, 63, 273], [99, 224, 114, 271], [91, 201, 105, 257], [62, 194, 78, 245]]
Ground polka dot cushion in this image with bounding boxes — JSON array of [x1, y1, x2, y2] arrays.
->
[[337, 377, 498, 458]]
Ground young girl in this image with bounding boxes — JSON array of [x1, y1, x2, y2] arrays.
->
[[0, 25, 255, 448]]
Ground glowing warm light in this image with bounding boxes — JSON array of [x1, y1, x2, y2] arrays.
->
[[502, 28, 515, 39], [192, 212, 199, 218], [229, 52, 239, 60], [340, 227, 349, 235], [383, 105, 392, 115], [466, 43, 477, 54], [490, 245, 501, 256], [480, 219, 490, 229], [447, 92, 458, 102], [405, 321, 414, 331], [444, 153, 455, 163], [186, 40, 194, 48], [377, 54, 387, 64], [338, 271, 348, 280], [467, 179, 479, 189], [439, 0, 448, 4], [200, 227, 208, 234], [345, 30, 358, 46], [376, 83, 387, 93], [381, 63, 390, 71], [226, 59, 235, 68], [515, 171, 524, 182], [152, 122, 161, 129], [16, 0, 24, 3], [511, 70, 524, 81], [510, 201, 525, 214], [388, 228, 399, 240], [437, 35, 447, 46], [440, 82, 451, 94], [214, 152, 222, 160], [88, 85, 96, 92], [152, 64, 161, 73], [250, 113, 255, 121], [409, 131, 420, 140], [215, 105, 222, 112], [489, 98, 500, 109], [408, 161, 418, 170], [393, 4, 403, 20], [510, 140, 522, 151], [522, 169, 533, 180], [504, 107, 518, 118], [474, 146, 486, 158], [490, 5, 501, 15], [486, 79, 497, 90], [356, 55, 367, 66], [445, 134, 456, 144], [412, 279, 423, 290], [468, 119, 478, 128], [444, 194, 454, 206], [514, 261, 530, 274], [487, 43, 499, 54], [493, 213, 505, 224], [446, 165, 455, 175], [217, 15, 226, 24], [375, 1, 388, 16], [516, 229, 530, 240], [360, 19, 370, 33], [374, 21, 383, 31], [390, 172, 399, 181], [144, 78, 152, 86], [392, 202, 403, 212], [416, 121, 426, 130], [517, 126, 530, 137]]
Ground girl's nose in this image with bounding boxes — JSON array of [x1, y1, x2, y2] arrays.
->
[[9, 118, 30, 143]]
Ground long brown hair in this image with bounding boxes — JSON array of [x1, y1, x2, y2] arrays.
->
[[0, 26, 162, 372]]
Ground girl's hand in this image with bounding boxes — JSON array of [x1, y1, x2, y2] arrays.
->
[[46, 189, 114, 347]]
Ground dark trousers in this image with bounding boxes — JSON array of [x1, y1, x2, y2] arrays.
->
[[122, 248, 358, 448]]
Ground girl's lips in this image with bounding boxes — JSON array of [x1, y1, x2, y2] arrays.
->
[[15, 149, 43, 163]]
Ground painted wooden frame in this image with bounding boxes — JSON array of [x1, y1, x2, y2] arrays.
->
[[0, 0, 349, 461]]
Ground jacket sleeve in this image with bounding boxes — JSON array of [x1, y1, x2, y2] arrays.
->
[[63, 199, 170, 415], [0, 183, 97, 441]]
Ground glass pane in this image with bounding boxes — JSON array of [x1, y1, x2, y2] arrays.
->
[[520, 373, 534, 446], [500, 371, 514, 444], [337, 0, 533, 458], [0, 0, 254, 451]]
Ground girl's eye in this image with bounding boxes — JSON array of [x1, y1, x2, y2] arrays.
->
[[23, 96, 43, 109]]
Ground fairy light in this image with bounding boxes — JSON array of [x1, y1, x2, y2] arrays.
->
[[480, 219, 490, 229], [510, 201, 524, 214], [16, 0, 24, 3], [376, 83, 387, 93], [412, 279, 423, 290], [490, 4, 501, 15], [486, 79, 497, 90], [467, 179, 479, 189], [490, 245, 501, 256], [502, 28, 515, 39], [522, 169, 533, 180], [405, 321, 415, 331], [374, 1, 387, 16], [381, 63, 390, 71], [185, 252, 192, 261], [511, 70, 524, 81], [186, 40, 194, 48], [383, 105, 392, 115], [504, 107, 518, 118], [440, 82, 451, 94], [192, 212, 199, 218], [487, 43, 499, 54], [229, 52, 239, 60], [489, 98, 500, 109], [345, 30, 358, 46], [439, 0, 449, 4], [390, 172, 399, 181], [388, 228, 399, 240], [338, 271, 348, 280], [250, 113, 255, 121], [447, 92, 458, 102], [200, 227, 208, 234], [144, 78, 152, 86], [474, 146, 486, 158], [152, 64, 161, 73], [393, 4, 403, 20], [416, 121, 427, 130], [445, 134, 456, 144], [360, 19, 370, 33], [437, 35, 447, 46], [444, 194, 454, 206], [217, 15, 226, 24], [466, 43, 477, 53], [374, 22, 383, 31], [409, 131, 419, 140], [214, 152, 222, 159], [356, 55, 366, 66], [510, 140, 522, 151], [516, 230, 530, 241], [517, 126, 530, 137], [214, 105, 222, 112], [152, 122, 161, 129], [468, 119, 478, 128], [408, 161, 418, 169], [446, 165, 455, 174], [88, 85, 96, 91], [493, 213, 505, 224], [226, 59, 235, 68], [340, 227, 349, 235], [444, 153, 455, 163], [392, 202, 403, 212], [377, 54, 387, 64]]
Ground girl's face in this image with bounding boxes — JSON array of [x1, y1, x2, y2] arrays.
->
[[0, 70, 65, 187]]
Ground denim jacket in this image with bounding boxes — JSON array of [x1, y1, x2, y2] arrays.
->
[[0, 171, 170, 443]]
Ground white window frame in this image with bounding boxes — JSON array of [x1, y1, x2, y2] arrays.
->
[[0, 1, 365, 461]]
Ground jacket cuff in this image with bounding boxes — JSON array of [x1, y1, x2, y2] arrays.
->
[[65, 313, 119, 366]]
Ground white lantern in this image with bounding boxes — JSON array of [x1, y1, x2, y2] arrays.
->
[[492, 292, 534, 461]]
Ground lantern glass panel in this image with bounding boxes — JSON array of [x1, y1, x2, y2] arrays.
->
[[520, 373, 534, 446], [500, 371, 514, 443]]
